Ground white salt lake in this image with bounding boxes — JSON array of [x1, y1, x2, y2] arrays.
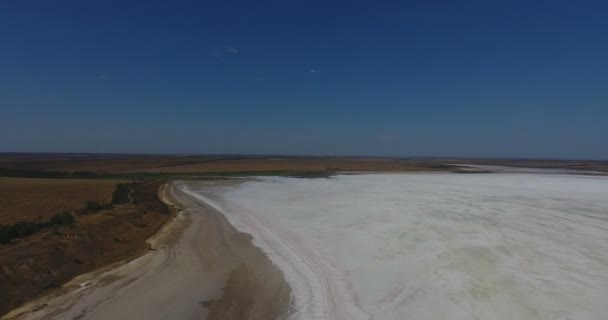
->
[[186, 172, 608, 320]]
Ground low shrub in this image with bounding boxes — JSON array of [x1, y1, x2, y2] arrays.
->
[[0, 225, 12, 244], [49, 212, 74, 226], [111, 183, 133, 204], [77, 200, 112, 215]]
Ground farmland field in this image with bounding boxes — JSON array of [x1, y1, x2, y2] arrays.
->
[[0, 178, 123, 224]]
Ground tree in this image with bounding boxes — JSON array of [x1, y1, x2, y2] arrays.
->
[[0, 225, 12, 244], [50, 212, 75, 226], [112, 183, 132, 204]]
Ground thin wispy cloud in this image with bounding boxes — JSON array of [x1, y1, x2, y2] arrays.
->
[[224, 46, 239, 54], [309, 68, 321, 74], [97, 74, 108, 80], [211, 52, 225, 61], [211, 46, 239, 61]]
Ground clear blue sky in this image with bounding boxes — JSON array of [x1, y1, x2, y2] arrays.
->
[[1, 0, 606, 158]]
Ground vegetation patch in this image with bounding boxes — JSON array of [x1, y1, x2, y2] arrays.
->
[[0, 212, 74, 244], [0, 183, 136, 244], [0, 181, 172, 316]]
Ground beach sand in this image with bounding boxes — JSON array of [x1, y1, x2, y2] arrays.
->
[[2, 181, 291, 320]]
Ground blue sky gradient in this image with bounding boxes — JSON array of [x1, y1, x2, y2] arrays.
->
[[1, 0, 607, 158]]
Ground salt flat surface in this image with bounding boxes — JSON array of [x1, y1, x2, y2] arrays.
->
[[188, 173, 608, 320]]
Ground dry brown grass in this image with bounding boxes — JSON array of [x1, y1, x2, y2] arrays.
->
[[0, 178, 123, 224], [0, 154, 451, 174]]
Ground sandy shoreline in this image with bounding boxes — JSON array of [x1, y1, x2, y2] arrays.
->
[[3, 181, 291, 320]]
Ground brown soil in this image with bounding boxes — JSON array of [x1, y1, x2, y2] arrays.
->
[[0, 182, 172, 317], [0, 178, 122, 224]]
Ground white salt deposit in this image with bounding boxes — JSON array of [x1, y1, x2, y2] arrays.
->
[[186, 172, 608, 320]]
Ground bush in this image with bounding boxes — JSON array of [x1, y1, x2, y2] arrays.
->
[[11, 221, 44, 238], [71, 171, 97, 177], [50, 212, 75, 226], [0, 225, 12, 244], [0, 213, 74, 244], [0, 167, 68, 178], [111, 183, 132, 204], [84, 200, 112, 213]]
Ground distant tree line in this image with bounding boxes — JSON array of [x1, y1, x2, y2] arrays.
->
[[0, 182, 137, 244], [0, 167, 99, 178], [0, 212, 74, 244]]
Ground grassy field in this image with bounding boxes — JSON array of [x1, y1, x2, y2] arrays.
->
[[0, 178, 123, 224], [1, 154, 606, 175]]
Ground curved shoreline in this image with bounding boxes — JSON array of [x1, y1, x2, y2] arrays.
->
[[185, 184, 369, 320], [178, 181, 293, 320], [3, 181, 292, 320]]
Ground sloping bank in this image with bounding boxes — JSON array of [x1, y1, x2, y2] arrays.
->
[[3, 180, 291, 320], [0, 181, 171, 318]]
